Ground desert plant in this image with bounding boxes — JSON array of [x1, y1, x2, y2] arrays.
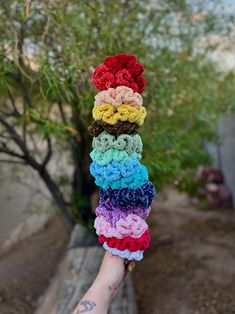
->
[[0, 0, 234, 229]]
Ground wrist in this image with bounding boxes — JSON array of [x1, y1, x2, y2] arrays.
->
[[90, 276, 113, 306], [73, 279, 111, 314], [92, 273, 120, 304]]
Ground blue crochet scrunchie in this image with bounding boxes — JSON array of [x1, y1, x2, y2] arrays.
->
[[90, 160, 141, 182], [103, 242, 143, 261], [99, 181, 156, 209], [90, 148, 142, 165], [90, 161, 148, 189], [92, 131, 143, 153]]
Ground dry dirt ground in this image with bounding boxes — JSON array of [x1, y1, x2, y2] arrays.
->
[[133, 187, 235, 314], [0, 215, 68, 314]]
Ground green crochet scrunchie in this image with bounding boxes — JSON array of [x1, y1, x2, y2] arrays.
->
[[92, 131, 143, 153], [90, 148, 142, 165]]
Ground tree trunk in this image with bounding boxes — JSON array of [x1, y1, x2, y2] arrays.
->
[[71, 109, 96, 224], [39, 167, 74, 231]]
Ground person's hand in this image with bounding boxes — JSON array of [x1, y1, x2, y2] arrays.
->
[[72, 252, 135, 314], [95, 252, 135, 300]]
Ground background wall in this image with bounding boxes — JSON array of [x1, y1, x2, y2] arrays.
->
[[206, 113, 235, 208]]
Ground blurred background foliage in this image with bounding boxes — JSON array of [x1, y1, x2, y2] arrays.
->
[[0, 0, 235, 228]]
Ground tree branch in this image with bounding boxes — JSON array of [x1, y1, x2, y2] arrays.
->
[[2, 1, 32, 82], [0, 116, 73, 229], [40, 1, 51, 47], [0, 143, 25, 159], [42, 137, 53, 167], [0, 133, 14, 140], [28, 131, 43, 160], [8, 90, 21, 116], [0, 159, 26, 165], [0, 116, 39, 169], [12, 72, 33, 107], [0, 108, 20, 118], [57, 101, 68, 124]]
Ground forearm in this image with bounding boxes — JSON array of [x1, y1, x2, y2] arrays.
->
[[72, 276, 114, 314], [72, 252, 133, 314]]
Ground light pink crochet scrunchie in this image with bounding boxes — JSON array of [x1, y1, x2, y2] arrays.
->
[[94, 86, 143, 107], [94, 214, 148, 239]]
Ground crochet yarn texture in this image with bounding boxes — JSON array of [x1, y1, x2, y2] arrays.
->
[[95, 204, 151, 226], [94, 214, 148, 239], [90, 54, 156, 261], [88, 120, 140, 137], [99, 229, 150, 252], [91, 160, 142, 181], [99, 181, 155, 209], [92, 104, 146, 126], [90, 149, 142, 165], [103, 243, 144, 261], [92, 132, 143, 153], [95, 86, 143, 107], [92, 54, 146, 93], [92, 163, 148, 189]]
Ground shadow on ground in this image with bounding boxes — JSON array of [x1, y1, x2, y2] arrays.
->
[[133, 187, 235, 314], [0, 216, 68, 314]]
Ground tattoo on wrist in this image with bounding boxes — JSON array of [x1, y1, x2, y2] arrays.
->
[[75, 300, 96, 313]]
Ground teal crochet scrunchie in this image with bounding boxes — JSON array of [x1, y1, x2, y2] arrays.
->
[[90, 148, 142, 165], [92, 131, 143, 153]]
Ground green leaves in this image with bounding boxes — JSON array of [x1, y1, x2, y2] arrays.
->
[[34, 59, 75, 103], [1, 0, 235, 195], [27, 108, 75, 139]]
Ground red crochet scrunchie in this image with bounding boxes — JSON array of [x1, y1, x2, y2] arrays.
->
[[92, 54, 146, 94], [98, 229, 150, 252]]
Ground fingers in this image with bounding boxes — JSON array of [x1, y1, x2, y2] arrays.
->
[[128, 261, 135, 272], [124, 259, 135, 276]]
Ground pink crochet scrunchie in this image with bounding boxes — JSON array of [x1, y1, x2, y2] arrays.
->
[[94, 214, 148, 239], [94, 86, 143, 107], [95, 203, 151, 226]]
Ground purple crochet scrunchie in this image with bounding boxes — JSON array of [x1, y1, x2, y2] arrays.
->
[[99, 181, 156, 210], [96, 204, 151, 227]]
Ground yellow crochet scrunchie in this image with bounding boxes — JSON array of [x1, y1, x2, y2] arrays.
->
[[92, 104, 147, 126]]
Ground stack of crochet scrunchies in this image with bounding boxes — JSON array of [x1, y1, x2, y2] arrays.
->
[[89, 54, 156, 261]]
